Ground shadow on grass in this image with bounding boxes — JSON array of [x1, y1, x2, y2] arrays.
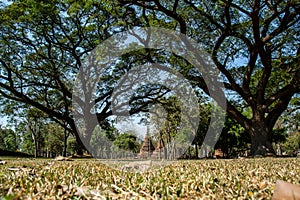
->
[[0, 149, 33, 158]]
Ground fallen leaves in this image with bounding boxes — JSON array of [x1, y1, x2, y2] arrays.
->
[[0, 160, 6, 165], [54, 156, 73, 161], [0, 158, 299, 199]]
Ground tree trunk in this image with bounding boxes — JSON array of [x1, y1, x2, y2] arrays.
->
[[63, 128, 69, 157], [32, 133, 38, 158], [69, 118, 95, 156], [73, 129, 88, 156], [29, 124, 39, 158], [249, 122, 275, 156], [195, 143, 199, 158], [75, 141, 84, 156], [63, 135, 68, 157], [250, 134, 274, 156]]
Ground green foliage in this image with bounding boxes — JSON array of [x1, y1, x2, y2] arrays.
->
[[13, 115, 75, 157], [282, 132, 300, 155], [271, 128, 287, 144], [44, 123, 65, 155], [215, 116, 250, 158], [66, 136, 77, 155], [112, 132, 140, 153], [89, 121, 120, 157], [15, 122, 34, 155], [0, 127, 18, 151]]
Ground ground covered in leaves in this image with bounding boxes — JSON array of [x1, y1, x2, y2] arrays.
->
[[0, 157, 299, 199]]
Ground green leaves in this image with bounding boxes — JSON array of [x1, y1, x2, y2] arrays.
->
[[112, 132, 140, 153], [0, 128, 18, 151]]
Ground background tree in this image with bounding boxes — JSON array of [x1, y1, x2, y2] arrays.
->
[[150, 96, 185, 159], [150, 96, 213, 159], [0, 126, 18, 151], [281, 131, 300, 156], [14, 119, 77, 157], [25, 108, 48, 157], [112, 131, 141, 153], [45, 122, 70, 157], [215, 115, 250, 158], [90, 120, 120, 158]]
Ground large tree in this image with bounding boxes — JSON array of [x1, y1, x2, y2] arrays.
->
[[0, 0, 171, 155], [119, 0, 300, 155], [0, 0, 126, 153], [0, 0, 117, 153]]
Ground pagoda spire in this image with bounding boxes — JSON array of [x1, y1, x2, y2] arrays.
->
[[138, 114, 155, 159]]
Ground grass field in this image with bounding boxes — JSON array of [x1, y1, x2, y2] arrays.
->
[[0, 157, 299, 199]]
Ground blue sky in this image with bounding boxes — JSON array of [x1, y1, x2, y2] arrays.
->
[[0, 116, 8, 127]]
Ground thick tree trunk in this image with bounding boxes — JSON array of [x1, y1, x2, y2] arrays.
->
[[248, 122, 275, 156], [75, 140, 85, 156], [250, 133, 274, 156], [73, 131, 86, 156], [71, 126, 89, 156]]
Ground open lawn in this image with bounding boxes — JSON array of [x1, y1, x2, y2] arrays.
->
[[0, 157, 299, 199]]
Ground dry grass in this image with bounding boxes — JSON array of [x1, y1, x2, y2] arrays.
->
[[0, 157, 299, 199]]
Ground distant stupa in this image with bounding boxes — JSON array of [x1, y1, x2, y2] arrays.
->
[[138, 125, 155, 159]]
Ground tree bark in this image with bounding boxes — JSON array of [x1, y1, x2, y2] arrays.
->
[[63, 128, 69, 157], [28, 120, 40, 158], [32, 132, 38, 158], [248, 119, 275, 156], [195, 143, 198, 158], [69, 120, 89, 156]]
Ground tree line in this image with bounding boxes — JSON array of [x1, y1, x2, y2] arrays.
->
[[1, 105, 299, 158]]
